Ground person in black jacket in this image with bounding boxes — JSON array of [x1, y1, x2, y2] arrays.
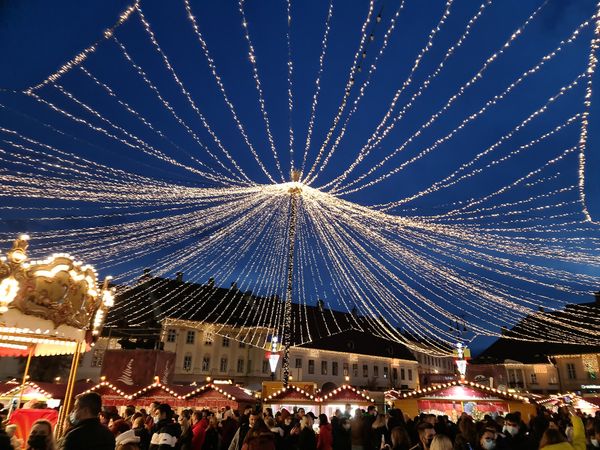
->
[[59, 392, 115, 450], [149, 404, 181, 450]]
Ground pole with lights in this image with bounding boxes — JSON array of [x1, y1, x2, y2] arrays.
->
[[282, 169, 301, 387]]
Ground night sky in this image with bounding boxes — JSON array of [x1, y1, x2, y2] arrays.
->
[[1, 0, 599, 353]]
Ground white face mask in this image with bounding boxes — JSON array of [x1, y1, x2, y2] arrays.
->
[[69, 411, 80, 426], [481, 439, 496, 450], [342, 424, 351, 430], [590, 438, 599, 448], [504, 425, 518, 436]]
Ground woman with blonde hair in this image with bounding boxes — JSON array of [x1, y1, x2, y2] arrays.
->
[[430, 435, 453, 450]]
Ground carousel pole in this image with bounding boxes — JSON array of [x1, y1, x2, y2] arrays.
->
[[282, 169, 301, 388], [56, 341, 83, 438], [13, 346, 34, 413]]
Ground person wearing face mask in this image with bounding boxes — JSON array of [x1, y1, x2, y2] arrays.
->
[[409, 422, 435, 450], [26, 420, 56, 450], [58, 392, 115, 450], [477, 429, 497, 450], [496, 413, 528, 450]]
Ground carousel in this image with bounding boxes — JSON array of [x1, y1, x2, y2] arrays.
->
[[0, 235, 114, 437]]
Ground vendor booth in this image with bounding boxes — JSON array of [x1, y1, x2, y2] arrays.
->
[[183, 383, 256, 411], [78, 378, 139, 407], [538, 393, 600, 416], [128, 379, 194, 409], [263, 384, 320, 415], [320, 384, 374, 417], [390, 381, 536, 421]]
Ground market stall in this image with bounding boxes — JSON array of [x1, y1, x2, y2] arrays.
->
[[263, 384, 320, 415], [320, 384, 374, 417], [183, 383, 256, 411], [78, 378, 139, 407], [128, 379, 194, 409], [391, 381, 536, 421]]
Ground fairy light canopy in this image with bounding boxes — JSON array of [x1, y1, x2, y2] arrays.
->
[[0, 0, 599, 355]]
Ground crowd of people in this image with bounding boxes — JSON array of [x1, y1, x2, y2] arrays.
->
[[0, 392, 599, 450]]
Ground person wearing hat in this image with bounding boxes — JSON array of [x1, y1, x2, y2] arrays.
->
[[149, 404, 181, 450]]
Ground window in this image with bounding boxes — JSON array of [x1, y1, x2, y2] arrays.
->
[[91, 349, 104, 367], [567, 363, 577, 380], [166, 329, 176, 343], [400, 368, 405, 380], [408, 369, 413, 381], [373, 366, 379, 377], [353, 364, 358, 377], [362, 364, 368, 378], [308, 360, 315, 375], [321, 361, 328, 375], [343, 363, 349, 376], [332, 362, 338, 376], [222, 336, 230, 347], [530, 373, 538, 384], [262, 360, 269, 373], [239, 341, 246, 348], [186, 330, 195, 344], [237, 358, 244, 373], [392, 368, 398, 380], [383, 366, 389, 379], [220, 357, 228, 373], [183, 354, 192, 371], [202, 356, 210, 372], [247, 360, 252, 373], [204, 331, 213, 345], [295, 358, 302, 369]]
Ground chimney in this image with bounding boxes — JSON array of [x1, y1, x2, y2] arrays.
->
[[176, 272, 183, 282], [207, 277, 215, 288]]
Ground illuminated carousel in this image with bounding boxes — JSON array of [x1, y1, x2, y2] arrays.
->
[[0, 235, 113, 434]]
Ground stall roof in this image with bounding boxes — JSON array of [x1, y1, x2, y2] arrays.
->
[[321, 384, 374, 403], [400, 380, 530, 403], [77, 380, 140, 398], [184, 383, 256, 403], [265, 385, 320, 403]]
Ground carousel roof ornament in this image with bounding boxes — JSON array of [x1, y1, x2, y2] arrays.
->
[[0, 235, 114, 356]]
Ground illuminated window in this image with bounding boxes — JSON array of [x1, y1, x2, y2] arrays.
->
[[222, 336, 230, 347], [237, 358, 244, 373], [567, 363, 576, 380], [332, 362, 338, 376], [220, 357, 228, 372], [321, 361, 328, 375], [308, 360, 315, 374], [202, 356, 210, 371]]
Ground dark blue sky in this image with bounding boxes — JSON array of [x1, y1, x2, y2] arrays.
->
[[1, 0, 599, 353]]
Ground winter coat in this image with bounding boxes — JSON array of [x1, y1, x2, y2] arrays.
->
[[193, 422, 207, 450], [203, 427, 220, 450], [317, 424, 333, 450], [220, 418, 239, 450], [134, 426, 152, 450], [150, 419, 181, 450], [59, 418, 115, 450], [179, 426, 193, 450], [299, 427, 317, 450]]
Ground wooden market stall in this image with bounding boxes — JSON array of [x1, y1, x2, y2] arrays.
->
[[263, 385, 321, 415], [320, 384, 374, 417], [77, 379, 140, 407], [390, 381, 537, 421], [183, 383, 256, 411], [128, 380, 195, 409]]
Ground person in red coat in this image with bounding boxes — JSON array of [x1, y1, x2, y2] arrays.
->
[[191, 411, 207, 450], [317, 414, 333, 450]]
